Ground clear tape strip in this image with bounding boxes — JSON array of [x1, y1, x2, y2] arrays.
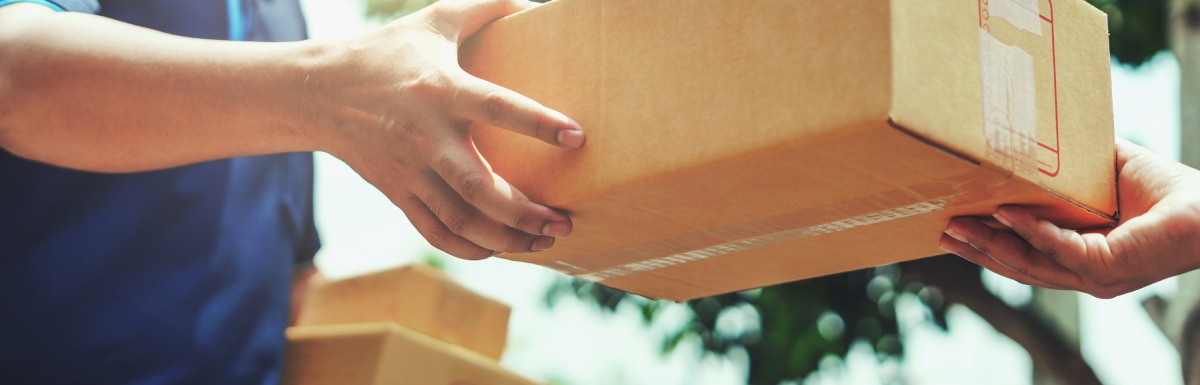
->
[[577, 198, 950, 283], [989, 0, 1043, 36], [980, 29, 1039, 178]]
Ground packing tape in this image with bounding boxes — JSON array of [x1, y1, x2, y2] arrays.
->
[[987, 0, 1043, 36], [979, 28, 1039, 178], [575, 198, 951, 282], [548, 168, 1006, 283]]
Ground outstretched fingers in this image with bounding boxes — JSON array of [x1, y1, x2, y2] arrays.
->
[[413, 170, 556, 254], [993, 206, 1095, 273], [944, 216, 1085, 290], [452, 75, 585, 148], [940, 233, 1064, 289], [394, 194, 495, 260], [429, 132, 572, 238]]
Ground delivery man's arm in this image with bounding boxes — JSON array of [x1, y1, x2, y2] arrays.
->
[[941, 139, 1200, 299], [0, 0, 581, 258]]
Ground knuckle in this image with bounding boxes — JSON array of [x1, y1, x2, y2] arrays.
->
[[423, 228, 453, 251], [410, 71, 453, 99], [981, 227, 1000, 243], [530, 115, 548, 139], [421, 195, 445, 218], [444, 210, 474, 234], [426, 3, 451, 20], [482, 90, 513, 123], [457, 171, 488, 203], [435, 156, 458, 179], [504, 235, 531, 253], [422, 5, 460, 38], [1041, 243, 1060, 258], [1019, 243, 1036, 260], [512, 213, 532, 233], [389, 118, 423, 141]]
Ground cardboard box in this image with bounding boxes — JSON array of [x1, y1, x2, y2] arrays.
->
[[281, 323, 540, 385], [296, 264, 511, 360], [459, 0, 1116, 301]]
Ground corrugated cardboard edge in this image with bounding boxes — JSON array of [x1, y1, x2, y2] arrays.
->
[[285, 323, 539, 385], [886, 119, 1118, 223], [297, 264, 513, 360]]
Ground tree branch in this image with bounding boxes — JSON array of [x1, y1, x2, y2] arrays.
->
[[902, 256, 1104, 385]]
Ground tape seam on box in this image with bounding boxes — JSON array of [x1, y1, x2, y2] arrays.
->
[[576, 198, 950, 283], [988, 0, 1043, 36], [979, 28, 1039, 178]]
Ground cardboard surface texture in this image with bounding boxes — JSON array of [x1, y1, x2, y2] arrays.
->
[[296, 264, 511, 360], [459, 0, 1117, 301], [281, 323, 540, 385]]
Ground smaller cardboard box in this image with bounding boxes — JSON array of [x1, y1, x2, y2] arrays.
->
[[296, 264, 510, 360], [281, 323, 541, 385]]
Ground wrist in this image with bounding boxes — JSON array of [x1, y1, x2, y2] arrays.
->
[[280, 38, 351, 156]]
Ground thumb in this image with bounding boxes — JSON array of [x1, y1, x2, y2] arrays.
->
[[1114, 137, 1154, 171], [430, 0, 532, 43]]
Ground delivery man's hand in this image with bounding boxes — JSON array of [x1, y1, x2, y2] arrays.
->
[[313, 0, 582, 259], [0, 0, 579, 260], [939, 139, 1200, 298]]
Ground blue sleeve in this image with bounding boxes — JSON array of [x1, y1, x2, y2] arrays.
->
[[0, 0, 98, 13]]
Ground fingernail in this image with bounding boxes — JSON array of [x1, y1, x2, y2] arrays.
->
[[491, 250, 504, 257], [945, 228, 966, 242], [531, 236, 555, 252], [563, 116, 581, 130], [556, 129, 585, 148], [993, 212, 1013, 228], [542, 221, 571, 237]]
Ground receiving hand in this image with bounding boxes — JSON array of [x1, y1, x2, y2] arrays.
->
[[308, 0, 582, 260], [940, 139, 1200, 298]]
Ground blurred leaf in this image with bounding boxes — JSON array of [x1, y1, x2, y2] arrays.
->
[[639, 302, 660, 325], [421, 251, 446, 270], [661, 327, 690, 355]]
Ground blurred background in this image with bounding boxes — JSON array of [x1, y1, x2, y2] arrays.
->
[[297, 0, 1191, 384]]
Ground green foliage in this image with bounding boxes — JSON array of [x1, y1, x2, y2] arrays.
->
[[421, 251, 447, 270], [1087, 0, 1169, 66], [545, 264, 948, 385]]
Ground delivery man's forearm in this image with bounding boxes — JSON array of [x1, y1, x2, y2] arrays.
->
[[0, 0, 585, 258], [0, 3, 328, 172]]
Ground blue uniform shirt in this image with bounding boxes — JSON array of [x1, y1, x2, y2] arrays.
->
[[0, 1, 319, 384]]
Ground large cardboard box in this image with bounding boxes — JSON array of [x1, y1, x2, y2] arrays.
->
[[296, 264, 511, 360], [281, 323, 540, 385], [460, 0, 1116, 301]]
